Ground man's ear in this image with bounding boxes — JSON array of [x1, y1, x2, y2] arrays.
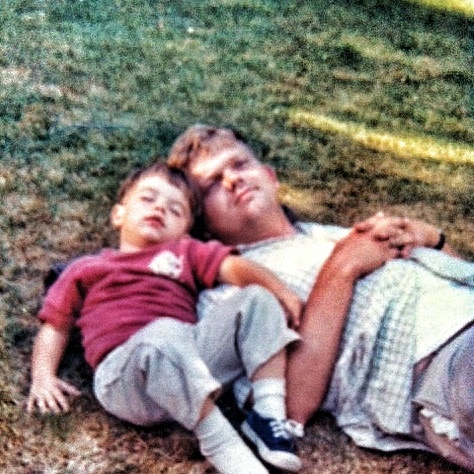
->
[[110, 203, 125, 229], [263, 165, 279, 187]]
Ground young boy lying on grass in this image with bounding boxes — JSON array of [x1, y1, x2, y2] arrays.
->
[[27, 162, 304, 474]]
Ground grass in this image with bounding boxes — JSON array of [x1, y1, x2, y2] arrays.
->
[[413, 0, 474, 17], [289, 110, 474, 164], [1, 0, 473, 472]]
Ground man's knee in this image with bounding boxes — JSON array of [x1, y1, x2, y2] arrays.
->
[[418, 410, 474, 471], [449, 328, 474, 452], [415, 327, 474, 471]]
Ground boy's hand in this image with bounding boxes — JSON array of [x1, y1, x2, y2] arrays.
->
[[27, 376, 81, 414], [277, 289, 304, 329], [218, 254, 304, 328], [27, 322, 80, 414]]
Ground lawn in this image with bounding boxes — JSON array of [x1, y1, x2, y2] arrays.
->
[[0, 0, 473, 472]]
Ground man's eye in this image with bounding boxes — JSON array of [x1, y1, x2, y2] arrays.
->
[[233, 159, 248, 169], [140, 195, 154, 202], [202, 178, 220, 196]]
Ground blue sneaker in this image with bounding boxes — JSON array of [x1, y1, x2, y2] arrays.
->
[[241, 410, 302, 472]]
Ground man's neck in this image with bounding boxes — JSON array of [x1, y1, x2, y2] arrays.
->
[[223, 214, 297, 246]]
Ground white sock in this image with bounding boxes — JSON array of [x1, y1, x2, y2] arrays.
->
[[252, 378, 286, 420], [195, 407, 269, 474]]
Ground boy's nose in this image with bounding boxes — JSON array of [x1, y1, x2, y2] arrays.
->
[[154, 198, 166, 212]]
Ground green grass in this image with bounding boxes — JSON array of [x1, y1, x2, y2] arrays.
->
[[1, 0, 473, 472], [413, 0, 474, 17]]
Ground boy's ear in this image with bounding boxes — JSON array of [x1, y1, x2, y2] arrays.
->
[[110, 203, 125, 229]]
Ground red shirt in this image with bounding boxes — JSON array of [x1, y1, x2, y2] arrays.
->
[[39, 238, 233, 369]]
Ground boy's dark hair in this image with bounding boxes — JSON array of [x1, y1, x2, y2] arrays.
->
[[116, 160, 203, 224]]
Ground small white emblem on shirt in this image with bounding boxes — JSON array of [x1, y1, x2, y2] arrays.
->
[[149, 251, 183, 279]]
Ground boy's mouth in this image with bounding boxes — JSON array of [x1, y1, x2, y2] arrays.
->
[[145, 216, 165, 228]]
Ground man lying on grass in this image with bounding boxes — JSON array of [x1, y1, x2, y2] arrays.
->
[[167, 124, 474, 472]]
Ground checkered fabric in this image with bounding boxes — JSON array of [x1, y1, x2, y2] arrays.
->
[[323, 259, 424, 450], [196, 222, 474, 451]]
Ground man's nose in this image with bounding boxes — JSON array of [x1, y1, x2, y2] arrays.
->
[[222, 169, 239, 191]]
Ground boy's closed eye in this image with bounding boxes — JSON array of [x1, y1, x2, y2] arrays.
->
[[169, 203, 185, 217], [140, 193, 155, 203]]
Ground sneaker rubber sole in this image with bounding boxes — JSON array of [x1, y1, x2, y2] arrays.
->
[[241, 420, 302, 472]]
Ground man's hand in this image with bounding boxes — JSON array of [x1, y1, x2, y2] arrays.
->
[[332, 226, 402, 280], [27, 376, 81, 414], [286, 220, 400, 423], [354, 212, 450, 258]]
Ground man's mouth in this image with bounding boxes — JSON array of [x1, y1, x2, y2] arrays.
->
[[235, 186, 256, 205]]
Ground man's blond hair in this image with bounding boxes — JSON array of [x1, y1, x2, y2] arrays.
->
[[167, 124, 249, 170]]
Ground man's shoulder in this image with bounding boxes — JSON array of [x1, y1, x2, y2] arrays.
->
[[295, 221, 349, 241]]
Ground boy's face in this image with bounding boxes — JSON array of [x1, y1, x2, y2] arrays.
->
[[111, 174, 192, 252], [187, 141, 280, 244]]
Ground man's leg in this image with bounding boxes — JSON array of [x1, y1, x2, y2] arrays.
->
[[414, 325, 474, 471]]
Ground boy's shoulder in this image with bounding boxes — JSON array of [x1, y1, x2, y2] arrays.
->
[[172, 236, 232, 252], [43, 251, 107, 292], [44, 262, 70, 291]]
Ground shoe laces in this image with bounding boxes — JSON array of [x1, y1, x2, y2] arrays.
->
[[270, 419, 305, 440], [284, 419, 305, 438]]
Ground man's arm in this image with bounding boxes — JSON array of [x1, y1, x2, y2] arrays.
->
[[285, 229, 400, 425], [218, 254, 304, 328], [27, 322, 81, 414]]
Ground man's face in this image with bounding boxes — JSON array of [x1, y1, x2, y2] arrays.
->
[[111, 174, 192, 251], [187, 141, 280, 244]]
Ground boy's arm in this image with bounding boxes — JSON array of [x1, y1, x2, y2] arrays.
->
[[27, 322, 81, 414], [218, 254, 303, 328]]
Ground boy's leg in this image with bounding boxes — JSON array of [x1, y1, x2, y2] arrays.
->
[[251, 351, 286, 420], [195, 285, 296, 421], [94, 318, 270, 474], [196, 398, 269, 474], [242, 356, 303, 472], [195, 285, 302, 472], [195, 285, 299, 387], [93, 318, 221, 428]]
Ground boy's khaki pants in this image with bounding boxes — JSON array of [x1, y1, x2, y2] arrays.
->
[[93, 285, 299, 430]]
